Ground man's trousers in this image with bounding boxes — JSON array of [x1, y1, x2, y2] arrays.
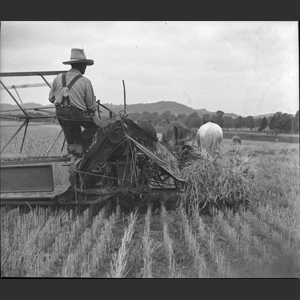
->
[[55, 105, 99, 151]]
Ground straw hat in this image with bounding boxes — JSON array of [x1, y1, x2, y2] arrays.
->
[[62, 48, 94, 65]]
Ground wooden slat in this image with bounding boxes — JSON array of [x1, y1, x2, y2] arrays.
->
[[0, 71, 67, 77], [0, 200, 57, 205], [0, 105, 55, 113], [0, 186, 68, 200], [0, 155, 71, 165], [0, 82, 53, 89]]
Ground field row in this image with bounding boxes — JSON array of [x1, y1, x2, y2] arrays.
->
[[2, 178, 299, 278], [1, 123, 299, 278]]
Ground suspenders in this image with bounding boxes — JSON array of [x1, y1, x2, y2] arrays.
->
[[60, 73, 82, 107]]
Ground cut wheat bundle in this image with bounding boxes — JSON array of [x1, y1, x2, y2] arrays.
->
[[154, 142, 183, 179], [155, 142, 179, 170], [180, 152, 257, 213]]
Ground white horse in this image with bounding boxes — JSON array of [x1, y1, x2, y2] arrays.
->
[[196, 122, 223, 155]]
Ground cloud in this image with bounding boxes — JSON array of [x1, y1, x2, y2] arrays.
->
[[1, 21, 298, 116]]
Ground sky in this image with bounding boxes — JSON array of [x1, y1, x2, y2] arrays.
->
[[0, 21, 299, 117]]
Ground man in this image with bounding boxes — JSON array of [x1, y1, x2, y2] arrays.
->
[[49, 48, 101, 154]]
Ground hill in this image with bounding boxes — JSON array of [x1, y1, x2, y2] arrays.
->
[[0, 102, 44, 111], [0, 101, 195, 116], [103, 102, 238, 118], [0, 100, 280, 119], [193, 108, 238, 119], [0, 102, 54, 115], [253, 113, 276, 119], [102, 101, 195, 116]]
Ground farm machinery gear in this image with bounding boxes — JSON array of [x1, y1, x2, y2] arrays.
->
[[0, 71, 186, 207], [56, 116, 186, 207]]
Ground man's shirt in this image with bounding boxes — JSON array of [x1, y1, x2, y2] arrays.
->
[[49, 69, 96, 113]]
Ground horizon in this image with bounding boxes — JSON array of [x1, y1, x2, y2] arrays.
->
[[1, 21, 299, 117], [0, 99, 294, 118]]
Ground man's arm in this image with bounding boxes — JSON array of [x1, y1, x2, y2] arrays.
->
[[48, 76, 58, 103], [84, 80, 97, 114]]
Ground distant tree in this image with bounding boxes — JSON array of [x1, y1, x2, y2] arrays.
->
[[294, 110, 299, 133], [159, 110, 171, 120], [212, 115, 223, 128], [268, 112, 294, 133], [158, 111, 172, 125], [212, 110, 224, 128], [260, 117, 268, 131], [177, 113, 187, 124], [269, 116, 275, 130], [249, 116, 255, 130], [242, 116, 255, 130], [169, 113, 177, 122], [189, 117, 202, 129], [216, 110, 224, 118], [202, 113, 212, 124], [128, 112, 143, 121], [148, 112, 159, 125], [223, 116, 235, 129], [185, 112, 202, 128], [267, 116, 273, 126], [269, 112, 282, 131], [278, 113, 293, 133], [234, 116, 243, 129], [254, 117, 262, 129], [188, 112, 199, 118], [269, 113, 278, 130], [142, 111, 150, 119], [269, 112, 285, 130]]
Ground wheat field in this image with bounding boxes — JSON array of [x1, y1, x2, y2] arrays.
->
[[1, 124, 299, 277]]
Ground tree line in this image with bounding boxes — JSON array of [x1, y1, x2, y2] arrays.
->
[[128, 110, 299, 134], [4, 108, 299, 134]]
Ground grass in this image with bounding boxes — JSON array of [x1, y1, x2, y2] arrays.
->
[[1, 125, 300, 278], [109, 211, 138, 277], [222, 130, 299, 144]]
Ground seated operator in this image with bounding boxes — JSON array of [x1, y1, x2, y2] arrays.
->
[[49, 48, 101, 154]]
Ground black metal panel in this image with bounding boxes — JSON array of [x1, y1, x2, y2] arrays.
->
[[0, 164, 54, 193]]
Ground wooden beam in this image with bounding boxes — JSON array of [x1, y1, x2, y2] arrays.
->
[[0, 105, 55, 112], [0, 71, 67, 77], [0, 80, 29, 116], [0, 83, 53, 89], [0, 156, 72, 165]]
